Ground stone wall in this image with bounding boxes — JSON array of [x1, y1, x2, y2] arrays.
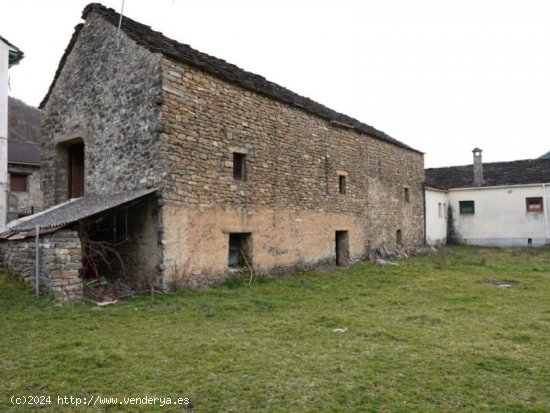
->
[[40, 13, 164, 207], [0, 230, 83, 301], [37, 11, 424, 290], [158, 57, 425, 286], [7, 163, 43, 221]]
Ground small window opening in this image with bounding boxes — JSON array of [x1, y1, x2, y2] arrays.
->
[[404, 187, 410, 202], [459, 200, 475, 214], [526, 197, 543, 212], [228, 233, 252, 267], [396, 229, 402, 246], [10, 173, 27, 192], [233, 153, 246, 181], [339, 175, 346, 194], [438, 203, 443, 218], [528, 238, 533, 246]]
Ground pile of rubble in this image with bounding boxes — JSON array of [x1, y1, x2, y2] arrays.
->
[[367, 243, 440, 265]]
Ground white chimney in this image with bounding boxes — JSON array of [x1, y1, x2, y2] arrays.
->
[[473, 147, 483, 186]]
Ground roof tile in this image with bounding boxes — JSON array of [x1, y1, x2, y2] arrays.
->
[[425, 158, 550, 189]]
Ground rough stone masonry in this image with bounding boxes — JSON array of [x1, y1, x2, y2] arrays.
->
[[34, 3, 425, 292], [0, 230, 83, 301]]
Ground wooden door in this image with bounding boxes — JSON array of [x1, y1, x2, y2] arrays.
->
[[68, 143, 85, 198]]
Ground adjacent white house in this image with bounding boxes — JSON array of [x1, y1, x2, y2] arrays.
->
[[0, 36, 24, 229], [425, 149, 550, 247]]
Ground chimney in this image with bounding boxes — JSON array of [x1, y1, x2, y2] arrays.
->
[[472, 147, 483, 186]]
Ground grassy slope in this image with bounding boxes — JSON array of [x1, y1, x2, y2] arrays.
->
[[1, 246, 549, 412]]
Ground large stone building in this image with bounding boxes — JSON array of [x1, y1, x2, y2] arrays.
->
[[1, 3, 424, 297]]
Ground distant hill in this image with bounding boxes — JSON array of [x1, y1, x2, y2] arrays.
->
[[8, 96, 41, 144], [540, 151, 550, 160]]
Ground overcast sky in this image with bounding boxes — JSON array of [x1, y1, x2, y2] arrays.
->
[[3, 0, 549, 167]]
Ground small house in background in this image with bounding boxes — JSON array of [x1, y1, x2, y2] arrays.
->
[[7, 97, 43, 221], [7, 140, 42, 220], [425, 149, 550, 246]]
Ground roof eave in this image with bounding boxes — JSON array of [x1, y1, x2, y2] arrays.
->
[[8, 50, 24, 67]]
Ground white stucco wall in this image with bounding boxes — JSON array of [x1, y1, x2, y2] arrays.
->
[[425, 187, 449, 245], [448, 184, 550, 246], [0, 40, 9, 229]]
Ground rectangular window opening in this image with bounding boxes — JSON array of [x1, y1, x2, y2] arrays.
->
[[438, 203, 443, 218], [233, 153, 246, 181], [228, 233, 252, 267], [526, 197, 543, 212], [10, 173, 28, 192], [404, 187, 410, 202], [396, 229, 402, 246], [338, 175, 346, 195], [459, 200, 475, 214]]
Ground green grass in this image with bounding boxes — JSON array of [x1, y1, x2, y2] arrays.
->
[[1, 246, 550, 412]]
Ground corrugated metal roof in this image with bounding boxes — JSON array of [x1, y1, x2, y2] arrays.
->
[[8, 141, 41, 165], [6, 188, 157, 233]]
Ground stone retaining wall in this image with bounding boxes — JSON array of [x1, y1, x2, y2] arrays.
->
[[0, 230, 83, 301]]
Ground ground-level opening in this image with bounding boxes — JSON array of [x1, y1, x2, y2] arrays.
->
[[228, 233, 252, 268], [335, 230, 350, 266], [80, 196, 160, 300]]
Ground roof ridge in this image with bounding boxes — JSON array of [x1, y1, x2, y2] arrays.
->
[[425, 157, 550, 189], [426, 157, 550, 171], [43, 2, 422, 154]]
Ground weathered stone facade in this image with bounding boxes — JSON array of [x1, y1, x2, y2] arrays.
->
[[0, 230, 83, 300], [158, 58, 424, 287], [35, 4, 425, 292], [40, 14, 163, 207]]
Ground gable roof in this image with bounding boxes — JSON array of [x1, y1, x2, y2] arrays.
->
[[8, 141, 41, 165], [40, 3, 421, 155], [425, 158, 550, 190]]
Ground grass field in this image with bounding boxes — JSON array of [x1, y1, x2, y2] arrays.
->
[[1, 246, 550, 412]]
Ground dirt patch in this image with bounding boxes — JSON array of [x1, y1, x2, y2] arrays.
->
[[83, 278, 157, 303], [477, 279, 520, 288]]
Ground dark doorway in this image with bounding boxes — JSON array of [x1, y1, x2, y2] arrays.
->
[[335, 231, 350, 266], [228, 233, 252, 267], [68, 142, 85, 198]]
